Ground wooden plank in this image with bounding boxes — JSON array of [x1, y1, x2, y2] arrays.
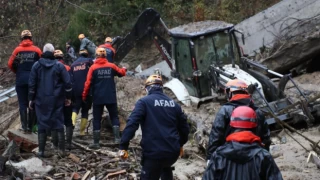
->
[[68, 153, 81, 163], [81, 171, 91, 180], [105, 169, 126, 179]]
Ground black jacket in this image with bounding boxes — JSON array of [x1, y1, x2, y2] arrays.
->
[[206, 97, 271, 160], [70, 55, 93, 97], [120, 89, 190, 159], [28, 51, 72, 130], [203, 141, 283, 180]]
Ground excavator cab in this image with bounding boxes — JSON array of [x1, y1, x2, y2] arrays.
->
[[170, 22, 242, 98], [113, 8, 319, 130]]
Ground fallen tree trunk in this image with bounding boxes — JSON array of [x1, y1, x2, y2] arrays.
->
[[260, 30, 320, 74], [72, 141, 118, 158]]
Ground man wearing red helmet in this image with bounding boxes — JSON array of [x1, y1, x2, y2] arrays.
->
[[206, 79, 271, 162], [203, 106, 283, 179]]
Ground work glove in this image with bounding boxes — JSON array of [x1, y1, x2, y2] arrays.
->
[[179, 147, 184, 158], [118, 150, 129, 160]]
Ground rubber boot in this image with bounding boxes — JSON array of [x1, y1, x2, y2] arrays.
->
[[112, 126, 121, 144], [19, 110, 27, 133], [46, 129, 52, 141], [72, 112, 77, 126], [37, 133, 47, 158], [58, 131, 66, 157], [51, 130, 58, 150], [79, 118, 88, 135], [88, 130, 100, 149], [27, 110, 36, 134], [66, 126, 74, 151]]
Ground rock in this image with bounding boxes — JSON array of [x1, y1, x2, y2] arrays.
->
[[272, 152, 283, 159], [6, 157, 53, 174]]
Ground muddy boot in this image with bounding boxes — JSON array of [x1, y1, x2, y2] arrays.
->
[[57, 131, 66, 157], [112, 126, 121, 144], [19, 110, 27, 133], [37, 133, 47, 158], [27, 110, 36, 134], [51, 130, 58, 150], [66, 126, 74, 151], [88, 130, 100, 149]]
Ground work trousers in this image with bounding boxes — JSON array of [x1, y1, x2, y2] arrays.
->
[[72, 96, 89, 118], [92, 103, 119, 131], [140, 157, 178, 180], [16, 84, 29, 111], [64, 105, 73, 127]]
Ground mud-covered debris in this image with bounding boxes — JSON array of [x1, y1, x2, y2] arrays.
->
[[170, 20, 233, 37], [7, 157, 53, 174]]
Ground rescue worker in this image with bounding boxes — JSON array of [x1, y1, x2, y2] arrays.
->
[[203, 106, 283, 179], [70, 49, 93, 136], [8, 30, 42, 134], [119, 74, 190, 180], [82, 48, 126, 147], [66, 42, 77, 64], [206, 79, 271, 163], [28, 43, 72, 157], [98, 37, 116, 63], [54, 50, 74, 150], [78, 34, 96, 58]]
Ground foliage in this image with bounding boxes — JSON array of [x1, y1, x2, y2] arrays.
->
[[0, 0, 281, 65]]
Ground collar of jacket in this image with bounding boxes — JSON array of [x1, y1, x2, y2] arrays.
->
[[104, 43, 113, 48], [42, 51, 55, 60], [226, 131, 262, 145], [94, 57, 108, 64], [230, 94, 251, 101], [58, 59, 65, 64], [20, 39, 33, 47], [148, 88, 163, 95]]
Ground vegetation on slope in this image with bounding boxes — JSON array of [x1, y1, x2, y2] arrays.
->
[[0, 0, 280, 65]]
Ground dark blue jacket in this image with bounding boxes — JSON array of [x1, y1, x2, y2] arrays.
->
[[8, 39, 42, 86], [120, 89, 190, 159], [82, 57, 126, 105], [203, 138, 283, 180], [28, 52, 72, 130], [70, 55, 93, 97]]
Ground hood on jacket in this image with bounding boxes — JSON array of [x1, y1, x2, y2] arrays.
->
[[39, 52, 56, 68], [225, 96, 257, 110], [217, 141, 262, 164], [19, 39, 33, 47], [94, 57, 108, 64]]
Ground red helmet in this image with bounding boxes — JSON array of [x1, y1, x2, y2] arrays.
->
[[230, 106, 257, 129]]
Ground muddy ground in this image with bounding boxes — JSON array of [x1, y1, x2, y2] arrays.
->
[[1, 72, 320, 179]]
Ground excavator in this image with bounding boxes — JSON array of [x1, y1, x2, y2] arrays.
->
[[111, 8, 320, 128]]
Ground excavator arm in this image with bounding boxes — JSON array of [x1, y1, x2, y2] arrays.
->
[[112, 8, 173, 69]]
